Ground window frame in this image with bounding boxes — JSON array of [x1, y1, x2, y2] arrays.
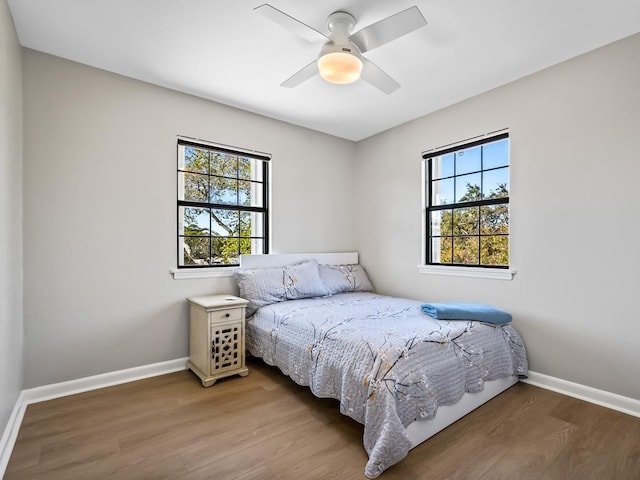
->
[[176, 138, 270, 270], [422, 132, 512, 274]]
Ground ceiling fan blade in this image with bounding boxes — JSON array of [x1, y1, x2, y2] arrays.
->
[[254, 4, 329, 43], [281, 61, 319, 88], [350, 6, 427, 53], [360, 58, 401, 94]]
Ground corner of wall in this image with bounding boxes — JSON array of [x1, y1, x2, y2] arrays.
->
[[0, 0, 25, 460]]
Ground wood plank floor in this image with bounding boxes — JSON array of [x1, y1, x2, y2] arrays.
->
[[6, 358, 640, 480]]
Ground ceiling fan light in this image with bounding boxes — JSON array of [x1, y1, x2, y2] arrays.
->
[[317, 52, 363, 85]]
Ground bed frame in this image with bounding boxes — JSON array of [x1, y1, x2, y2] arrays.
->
[[240, 252, 518, 449]]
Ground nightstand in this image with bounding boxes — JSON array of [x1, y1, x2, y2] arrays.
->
[[186, 294, 250, 387]]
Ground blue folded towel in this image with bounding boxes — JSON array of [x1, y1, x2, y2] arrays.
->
[[420, 302, 512, 325]]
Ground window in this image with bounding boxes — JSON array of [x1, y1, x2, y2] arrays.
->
[[424, 132, 509, 268], [177, 138, 269, 268]]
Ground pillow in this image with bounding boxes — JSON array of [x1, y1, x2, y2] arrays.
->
[[319, 264, 374, 295], [234, 260, 328, 316], [234, 265, 286, 316], [282, 260, 329, 300]]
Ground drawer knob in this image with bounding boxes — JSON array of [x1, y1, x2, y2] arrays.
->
[[225, 313, 230, 318]]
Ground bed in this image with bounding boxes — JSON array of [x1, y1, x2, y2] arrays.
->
[[237, 252, 528, 478]]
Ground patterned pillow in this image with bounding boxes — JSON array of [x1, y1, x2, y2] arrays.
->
[[319, 264, 374, 295], [282, 260, 329, 299], [234, 260, 328, 316]]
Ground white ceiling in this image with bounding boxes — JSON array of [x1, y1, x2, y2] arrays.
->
[[8, 0, 640, 141]]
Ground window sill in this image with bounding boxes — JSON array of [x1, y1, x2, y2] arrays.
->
[[417, 265, 516, 280], [170, 267, 237, 279]]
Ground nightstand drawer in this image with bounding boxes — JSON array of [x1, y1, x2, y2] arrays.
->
[[210, 308, 242, 323]]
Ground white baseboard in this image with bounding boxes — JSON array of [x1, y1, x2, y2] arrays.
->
[[522, 371, 640, 418], [0, 392, 26, 478], [20, 357, 189, 405], [0, 357, 188, 478]]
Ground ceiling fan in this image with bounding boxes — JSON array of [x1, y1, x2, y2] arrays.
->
[[254, 4, 427, 94]]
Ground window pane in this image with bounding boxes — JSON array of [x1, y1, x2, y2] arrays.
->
[[480, 205, 509, 235], [455, 173, 481, 203], [210, 152, 237, 178], [456, 146, 481, 175], [239, 180, 263, 207], [181, 236, 210, 266], [239, 211, 266, 238], [181, 207, 210, 236], [480, 236, 509, 266], [211, 209, 239, 236], [238, 157, 263, 180], [246, 238, 264, 256], [483, 139, 509, 169], [210, 177, 238, 205], [431, 178, 454, 206], [453, 207, 479, 236], [482, 167, 509, 199], [432, 153, 454, 180], [179, 172, 209, 202], [212, 237, 240, 265], [179, 146, 209, 174], [431, 237, 453, 264], [430, 209, 452, 236], [453, 236, 479, 265], [239, 211, 251, 237]]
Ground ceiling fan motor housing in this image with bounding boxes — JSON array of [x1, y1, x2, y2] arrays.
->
[[316, 10, 363, 84], [324, 10, 359, 51], [318, 41, 362, 62]]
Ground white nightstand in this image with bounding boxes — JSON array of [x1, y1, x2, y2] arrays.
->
[[186, 294, 250, 387]]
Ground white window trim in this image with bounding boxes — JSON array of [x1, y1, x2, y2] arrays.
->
[[417, 264, 516, 280], [176, 137, 271, 273], [170, 267, 236, 279]]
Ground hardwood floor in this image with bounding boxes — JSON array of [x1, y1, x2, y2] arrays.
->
[[6, 358, 640, 480]]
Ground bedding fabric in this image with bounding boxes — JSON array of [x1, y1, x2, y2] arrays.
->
[[246, 292, 528, 478]]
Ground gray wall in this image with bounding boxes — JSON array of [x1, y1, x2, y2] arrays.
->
[[21, 50, 356, 388], [354, 33, 640, 400], [0, 0, 23, 430]]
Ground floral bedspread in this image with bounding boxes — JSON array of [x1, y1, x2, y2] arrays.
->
[[245, 292, 528, 478]]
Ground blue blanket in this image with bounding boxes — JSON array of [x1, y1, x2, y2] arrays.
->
[[421, 302, 512, 325]]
